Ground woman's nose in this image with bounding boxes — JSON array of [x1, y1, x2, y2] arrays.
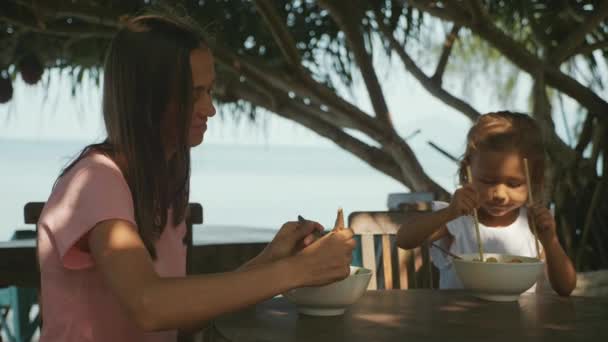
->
[[207, 102, 216, 117], [195, 98, 216, 118]]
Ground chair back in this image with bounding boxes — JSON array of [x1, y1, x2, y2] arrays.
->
[[348, 209, 436, 290]]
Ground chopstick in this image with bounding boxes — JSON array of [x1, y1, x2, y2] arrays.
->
[[333, 207, 345, 231], [523, 158, 541, 259], [431, 242, 462, 260], [298, 215, 324, 238], [466, 166, 485, 262]]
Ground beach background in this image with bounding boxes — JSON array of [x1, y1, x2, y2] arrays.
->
[[0, 137, 459, 243]]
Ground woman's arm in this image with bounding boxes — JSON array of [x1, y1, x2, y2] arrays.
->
[[88, 219, 354, 331]]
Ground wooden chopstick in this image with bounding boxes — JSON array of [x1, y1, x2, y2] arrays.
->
[[431, 242, 462, 260], [466, 166, 485, 262], [333, 208, 345, 231], [298, 215, 323, 238], [523, 158, 541, 259]]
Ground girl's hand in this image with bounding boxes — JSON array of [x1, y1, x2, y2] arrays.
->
[[294, 228, 356, 287], [528, 204, 557, 245], [261, 220, 325, 263], [447, 184, 480, 219]]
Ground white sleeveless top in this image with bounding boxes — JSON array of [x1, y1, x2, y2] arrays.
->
[[430, 201, 540, 290]]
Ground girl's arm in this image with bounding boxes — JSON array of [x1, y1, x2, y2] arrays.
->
[[88, 219, 355, 331], [542, 237, 577, 296], [396, 210, 452, 249], [529, 204, 577, 296], [397, 185, 479, 249]]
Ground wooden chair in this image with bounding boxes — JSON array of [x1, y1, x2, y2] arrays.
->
[[348, 210, 437, 290], [0, 230, 39, 342]]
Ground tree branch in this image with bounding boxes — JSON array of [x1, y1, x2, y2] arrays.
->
[[249, 0, 390, 137], [428, 141, 459, 163], [409, 1, 608, 121], [532, 74, 577, 167], [253, 0, 302, 70], [318, 0, 393, 127], [552, 1, 608, 64], [575, 114, 594, 155], [11, 0, 120, 28], [567, 40, 608, 60], [215, 74, 409, 186], [406, 0, 471, 25], [215, 44, 449, 198], [464, 0, 486, 26], [212, 45, 385, 138], [374, 8, 480, 122], [0, 14, 114, 38], [431, 24, 460, 85]]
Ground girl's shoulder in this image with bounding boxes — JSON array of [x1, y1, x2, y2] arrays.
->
[[431, 201, 470, 237], [431, 201, 449, 211]]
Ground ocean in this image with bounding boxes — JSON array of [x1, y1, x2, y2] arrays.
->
[[0, 138, 458, 242]]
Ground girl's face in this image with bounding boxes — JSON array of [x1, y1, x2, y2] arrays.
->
[[188, 48, 216, 147], [470, 149, 529, 218]]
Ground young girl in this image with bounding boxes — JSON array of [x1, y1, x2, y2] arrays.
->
[[396, 111, 576, 296], [36, 12, 355, 342]]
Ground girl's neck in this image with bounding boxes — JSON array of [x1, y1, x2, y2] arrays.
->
[[477, 207, 520, 227]]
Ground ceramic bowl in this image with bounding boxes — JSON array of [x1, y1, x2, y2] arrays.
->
[[282, 266, 372, 316], [453, 253, 544, 302]]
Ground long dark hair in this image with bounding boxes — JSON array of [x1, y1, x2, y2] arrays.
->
[[60, 12, 208, 258], [458, 111, 546, 198]]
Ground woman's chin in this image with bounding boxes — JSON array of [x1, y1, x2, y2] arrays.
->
[[189, 133, 204, 147]]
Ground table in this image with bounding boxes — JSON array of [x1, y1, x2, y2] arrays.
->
[[213, 290, 608, 341]]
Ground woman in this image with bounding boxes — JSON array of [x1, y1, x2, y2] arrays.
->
[[37, 11, 355, 341]]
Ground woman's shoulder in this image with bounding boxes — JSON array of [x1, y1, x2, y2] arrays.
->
[[63, 152, 122, 180], [53, 151, 128, 196]]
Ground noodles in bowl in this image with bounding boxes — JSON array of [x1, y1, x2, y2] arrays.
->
[[453, 253, 544, 302]]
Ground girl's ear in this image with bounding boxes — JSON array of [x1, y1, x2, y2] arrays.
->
[[458, 158, 470, 185]]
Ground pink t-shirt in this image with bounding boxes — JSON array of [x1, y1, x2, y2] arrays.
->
[[37, 152, 187, 342]]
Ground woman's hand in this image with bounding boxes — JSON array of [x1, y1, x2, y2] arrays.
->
[[293, 228, 356, 287], [447, 184, 480, 219], [260, 219, 325, 264]]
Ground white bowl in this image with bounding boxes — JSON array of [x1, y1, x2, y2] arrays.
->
[[453, 253, 544, 302], [283, 266, 372, 316]]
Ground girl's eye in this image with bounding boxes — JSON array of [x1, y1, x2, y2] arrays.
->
[[508, 182, 523, 188]]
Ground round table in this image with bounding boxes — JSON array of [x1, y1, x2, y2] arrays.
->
[[213, 290, 608, 341]]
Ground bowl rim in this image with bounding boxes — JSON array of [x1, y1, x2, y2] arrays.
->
[[453, 253, 545, 265], [350, 266, 373, 277]]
